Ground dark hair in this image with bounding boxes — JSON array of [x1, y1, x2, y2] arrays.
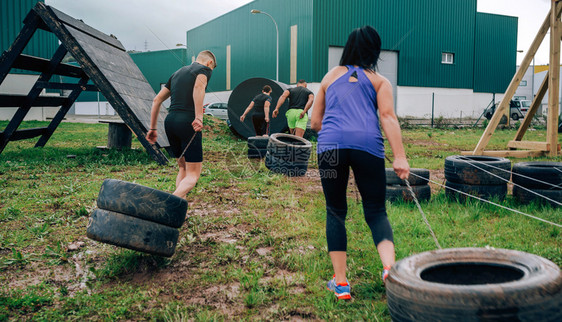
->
[[298, 79, 306, 84], [262, 85, 272, 93], [339, 26, 381, 72]]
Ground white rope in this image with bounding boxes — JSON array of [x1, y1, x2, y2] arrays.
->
[[409, 172, 562, 228], [404, 179, 442, 249], [456, 157, 562, 206]]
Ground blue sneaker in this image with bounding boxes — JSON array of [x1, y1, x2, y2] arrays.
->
[[326, 275, 351, 300]]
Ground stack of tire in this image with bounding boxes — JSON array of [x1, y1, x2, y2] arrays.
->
[[265, 133, 311, 177], [512, 161, 562, 207], [247, 136, 269, 159], [385, 168, 431, 202], [87, 179, 188, 257], [444, 155, 511, 201]]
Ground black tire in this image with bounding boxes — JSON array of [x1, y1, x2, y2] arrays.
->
[[513, 185, 562, 207], [247, 147, 267, 159], [512, 161, 562, 189], [267, 133, 312, 163], [247, 136, 270, 149], [386, 247, 562, 322], [87, 208, 179, 257], [386, 184, 431, 202], [265, 152, 308, 177], [97, 179, 187, 228], [445, 180, 507, 201], [386, 168, 430, 186], [511, 113, 519, 121], [444, 155, 511, 185]]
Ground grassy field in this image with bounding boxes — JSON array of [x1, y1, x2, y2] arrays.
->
[[0, 118, 560, 321]]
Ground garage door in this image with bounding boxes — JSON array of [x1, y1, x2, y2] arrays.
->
[[328, 47, 398, 110]]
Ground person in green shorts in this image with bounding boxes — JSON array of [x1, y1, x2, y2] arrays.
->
[[272, 79, 314, 137]]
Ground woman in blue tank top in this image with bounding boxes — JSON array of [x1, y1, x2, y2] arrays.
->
[[311, 26, 410, 300]]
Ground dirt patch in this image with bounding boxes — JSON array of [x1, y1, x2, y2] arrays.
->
[[429, 169, 446, 194]]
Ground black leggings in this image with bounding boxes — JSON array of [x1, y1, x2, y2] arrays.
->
[[252, 115, 267, 136], [318, 149, 393, 252]]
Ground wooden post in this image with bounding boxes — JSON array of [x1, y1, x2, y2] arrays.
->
[[547, 0, 561, 156]]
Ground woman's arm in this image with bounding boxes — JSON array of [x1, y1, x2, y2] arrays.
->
[[376, 77, 410, 179]]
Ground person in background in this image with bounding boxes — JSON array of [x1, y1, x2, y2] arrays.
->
[[272, 79, 314, 137], [240, 85, 272, 136], [146, 50, 216, 198], [311, 26, 409, 300]]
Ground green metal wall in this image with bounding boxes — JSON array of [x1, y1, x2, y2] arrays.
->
[[1, 0, 59, 74], [186, 0, 313, 92], [312, 0, 478, 89], [130, 49, 188, 93], [474, 13, 518, 93]]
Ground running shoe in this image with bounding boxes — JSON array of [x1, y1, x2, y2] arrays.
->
[[326, 275, 351, 300], [382, 266, 391, 283]]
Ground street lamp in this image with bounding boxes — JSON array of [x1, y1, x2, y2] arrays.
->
[[251, 9, 279, 81]]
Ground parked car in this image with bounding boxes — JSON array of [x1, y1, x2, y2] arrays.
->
[[484, 100, 524, 121], [520, 100, 531, 115], [204, 102, 228, 120]]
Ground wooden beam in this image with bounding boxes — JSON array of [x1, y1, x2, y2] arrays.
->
[[35, 76, 89, 148], [13, 54, 87, 78], [35, 81, 98, 92], [514, 71, 549, 141], [547, 1, 561, 157], [461, 150, 546, 158], [0, 128, 48, 142], [507, 140, 550, 150], [0, 95, 69, 107], [471, 5, 562, 155], [0, 11, 40, 85]]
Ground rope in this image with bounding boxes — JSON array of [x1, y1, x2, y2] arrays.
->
[[178, 132, 198, 159], [404, 179, 442, 249], [409, 172, 562, 228]]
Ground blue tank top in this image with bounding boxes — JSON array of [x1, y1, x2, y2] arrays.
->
[[317, 66, 385, 158]]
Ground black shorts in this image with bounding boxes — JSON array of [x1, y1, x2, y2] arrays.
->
[[164, 112, 203, 162]]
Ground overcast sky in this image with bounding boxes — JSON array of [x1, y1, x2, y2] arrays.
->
[[46, 0, 552, 65]]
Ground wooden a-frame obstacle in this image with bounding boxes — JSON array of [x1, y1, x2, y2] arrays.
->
[[464, 0, 561, 158], [0, 3, 170, 164]]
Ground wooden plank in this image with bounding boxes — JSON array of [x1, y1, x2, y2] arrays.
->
[[35, 81, 98, 92], [514, 71, 549, 141], [0, 11, 40, 85], [0, 128, 48, 141], [42, 4, 125, 51], [547, 2, 561, 157], [507, 140, 549, 150], [13, 54, 87, 78], [472, 5, 562, 155], [0, 95, 69, 107], [461, 150, 546, 158], [35, 77, 89, 148]]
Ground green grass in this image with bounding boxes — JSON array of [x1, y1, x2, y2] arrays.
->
[[0, 118, 560, 320]]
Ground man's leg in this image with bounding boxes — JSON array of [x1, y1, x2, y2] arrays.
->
[[173, 162, 202, 198], [294, 128, 305, 137], [294, 112, 308, 137]]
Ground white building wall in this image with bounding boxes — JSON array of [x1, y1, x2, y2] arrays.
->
[[0, 74, 61, 121]]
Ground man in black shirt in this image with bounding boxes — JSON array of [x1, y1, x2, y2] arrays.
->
[[240, 85, 272, 136], [146, 50, 216, 198], [273, 79, 314, 137]]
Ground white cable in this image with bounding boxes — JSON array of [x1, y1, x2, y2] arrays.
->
[[404, 179, 442, 249], [408, 172, 562, 228]]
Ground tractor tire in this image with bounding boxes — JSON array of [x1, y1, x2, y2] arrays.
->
[[386, 247, 562, 322], [97, 179, 187, 228], [512, 161, 562, 189], [267, 133, 312, 163], [87, 208, 179, 257], [444, 155, 511, 185], [445, 180, 507, 201], [386, 184, 431, 202]]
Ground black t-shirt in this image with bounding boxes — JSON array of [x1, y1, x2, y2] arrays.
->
[[165, 62, 212, 118], [288, 86, 313, 109], [252, 93, 272, 117]]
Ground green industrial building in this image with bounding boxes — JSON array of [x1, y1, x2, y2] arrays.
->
[[186, 0, 518, 118]]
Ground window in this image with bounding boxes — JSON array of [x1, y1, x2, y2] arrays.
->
[[441, 52, 454, 64], [520, 80, 527, 86]]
